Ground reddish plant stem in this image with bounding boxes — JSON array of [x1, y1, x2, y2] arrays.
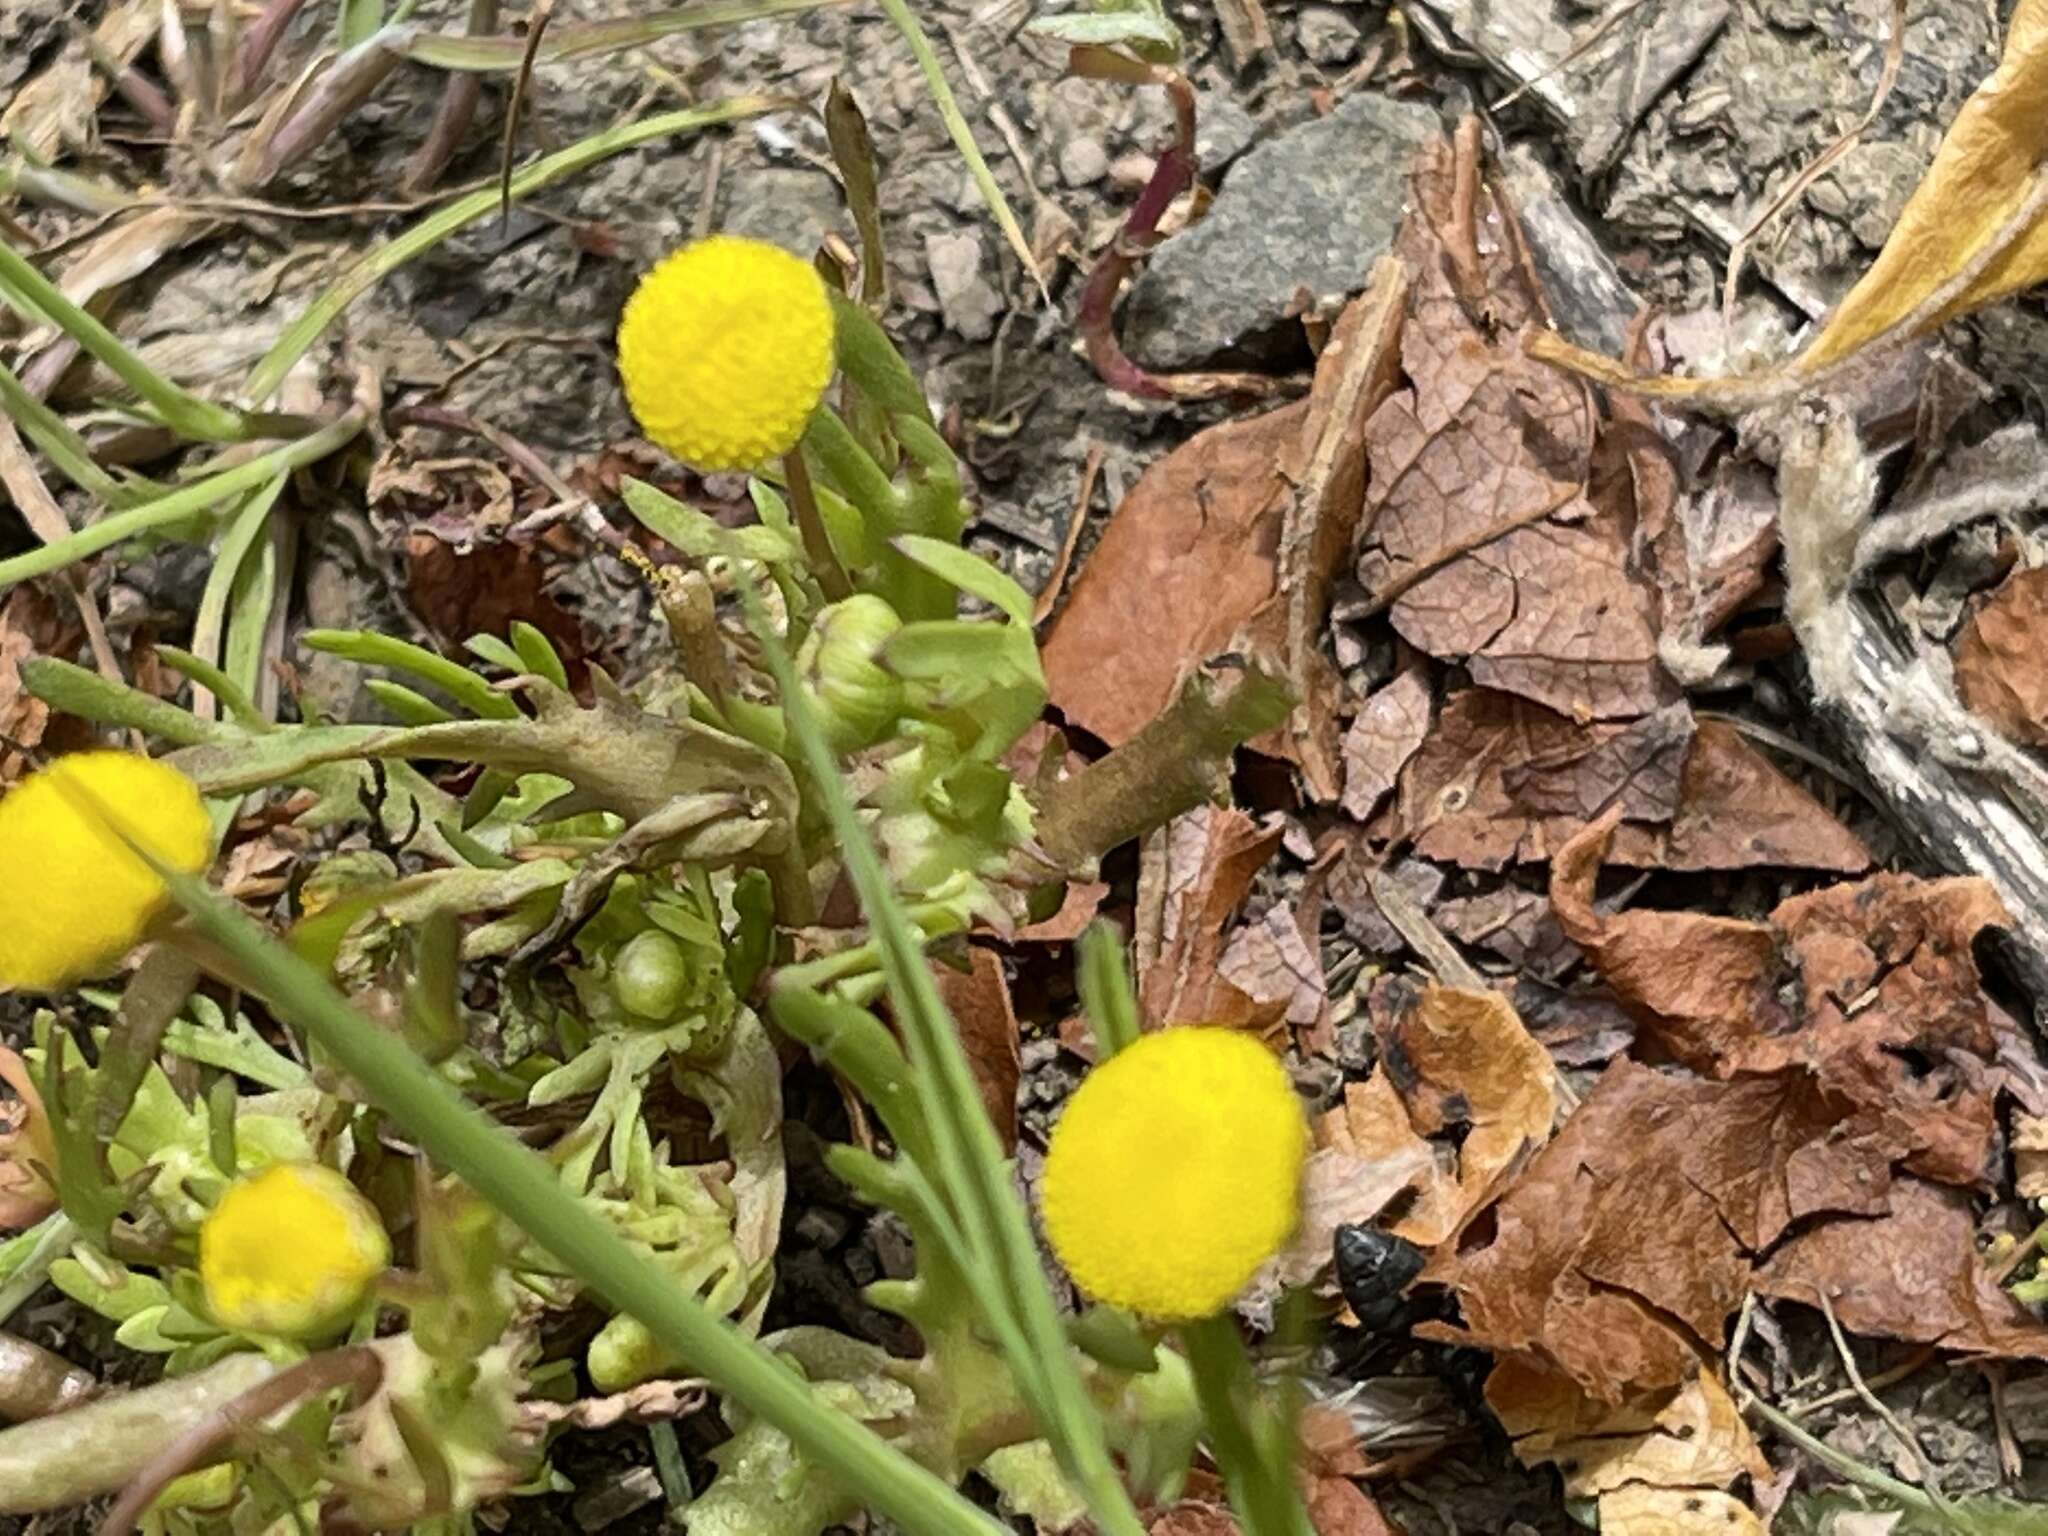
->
[[406, 0, 500, 192], [233, 0, 313, 103]]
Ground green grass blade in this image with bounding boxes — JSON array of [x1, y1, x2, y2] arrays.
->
[[0, 238, 251, 443], [872, 0, 1042, 299], [242, 96, 782, 406], [188, 473, 287, 721], [0, 410, 365, 591], [398, 0, 849, 69], [0, 358, 158, 507]]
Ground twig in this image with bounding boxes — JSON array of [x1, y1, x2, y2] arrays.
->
[[386, 402, 580, 503], [407, 0, 500, 192], [1493, 0, 1652, 110], [1784, 1343, 1936, 1417], [1803, 1282, 1951, 1509], [1032, 440, 1103, 627], [1723, 0, 1905, 335], [498, 0, 556, 234]]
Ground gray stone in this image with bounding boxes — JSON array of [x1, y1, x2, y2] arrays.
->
[[1297, 5, 1360, 63], [720, 166, 845, 256], [924, 229, 1003, 341], [1124, 91, 1439, 368], [1058, 133, 1110, 187], [1193, 92, 1259, 170]]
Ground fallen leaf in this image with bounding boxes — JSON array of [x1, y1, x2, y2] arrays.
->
[[1357, 141, 1669, 722], [1756, 1176, 2048, 1360], [1488, 1359, 1768, 1498], [1146, 1501, 1240, 1536], [1045, 276, 1405, 795], [1552, 810, 2006, 1186], [1137, 808, 1285, 1031], [1365, 983, 1556, 1247], [405, 534, 589, 688], [1421, 1057, 1911, 1401], [0, 1046, 57, 1228], [933, 947, 1022, 1152], [1219, 904, 1326, 1030], [1955, 566, 2048, 746], [1598, 1486, 1765, 1536], [1340, 668, 1433, 822], [1794, 0, 2048, 372], [1398, 693, 1868, 873], [1434, 889, 1578, 982], [0, 589, 62, 784], [1267, 1082, 1436, 1294], [1303, 1474, 1401, 1536]]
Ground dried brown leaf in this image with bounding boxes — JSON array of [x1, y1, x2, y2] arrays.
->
[[1421, 1057, 1910, 1401], [405, 534, 588, 686], [1399, 693, 1868, 873], [1552, 811, 2006, 1185], [1757, 1176, 2048, 1360], [1955, 566, 2048, 746], [933, 947, 1022, 1152], [1137, 808, 1285, 1031], [1357, 141, 1668, 722], [1219, 904, 1326, 1030], [1340, 668, 1432, 822], [1487, 1359, 1768, 1498], [0, 589, 61, 785], [1044, 401, 1304, 747]]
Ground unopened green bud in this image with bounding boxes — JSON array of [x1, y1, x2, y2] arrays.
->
[[613, 930, 691, 1020], [795, 593, 904, 753]]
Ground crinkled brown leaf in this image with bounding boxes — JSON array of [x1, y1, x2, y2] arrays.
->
[[1399, 693, 1868, 873], [1487, 1359, 1768, 1498], [1420, 1057, 1911, 1401], [1219, 904, 1326, 1030], [1137, 808, 1285, 1031], [1340, 668, 1433, 822], [1757, 1176, 2048, 1360], [1552, 810, 2005, 1186], [1365, 984, 1556, 1247], [1955, 566, 2048, 746], [933, 947, 1021, 1152], [2016, 1113, 2048, 1201], [405, 534, 589, 686], [1357, 141, 1668, 722], [1268, 1076, 1436, 1295], [0, 589, 60, 785]]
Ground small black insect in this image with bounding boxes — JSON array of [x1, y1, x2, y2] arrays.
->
[[1333, 1224, 1426, 1335]]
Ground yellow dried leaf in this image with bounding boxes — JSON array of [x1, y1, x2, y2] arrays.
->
[[1599, 1486, 1766, 1536], [1489, 1359, 1769, 1498], [1797, 0, 2048, 370]]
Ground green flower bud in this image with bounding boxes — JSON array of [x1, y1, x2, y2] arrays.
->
[[795, 594, 904, 753], [612, 929, 692, 1021]]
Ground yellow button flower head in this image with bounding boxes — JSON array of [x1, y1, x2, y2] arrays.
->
[[1041, 1027, 1307, 1322], [0, 752, 211, 993], [200, 1163, 390, 1338], [617, 235, 837, 472]]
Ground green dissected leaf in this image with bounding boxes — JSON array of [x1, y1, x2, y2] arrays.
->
[[366, 679, 460, 726], [303, 629, 520, 719], [624, 479, 802, 564], [892, 535, 1034, 626], [290, 860, 575, 976], [510, 622, 570, 689]]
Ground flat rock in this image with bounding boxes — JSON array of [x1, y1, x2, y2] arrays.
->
[[1124, 92, 1439, 368]]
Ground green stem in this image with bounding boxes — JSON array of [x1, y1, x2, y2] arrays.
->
[[145, 867, 1007, 1536], [0, 409, 366, 591], [0, 357, 157, 507], [0, 239, 251, 442], [1181, 1318, 1313, 1536]]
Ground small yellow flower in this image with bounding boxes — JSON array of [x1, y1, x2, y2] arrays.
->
[[616, 235, 837, 472], [0, 752, 211, 993], [1041, 1027, 1307, 1322], [200, 1163, 390, 1338]]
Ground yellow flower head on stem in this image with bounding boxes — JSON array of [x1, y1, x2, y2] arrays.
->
[[0, 752, 211, 993], [616, 235, 837, 472], [1041, 1027, 1307, 1322], [200, 1163, 390, 1338]]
